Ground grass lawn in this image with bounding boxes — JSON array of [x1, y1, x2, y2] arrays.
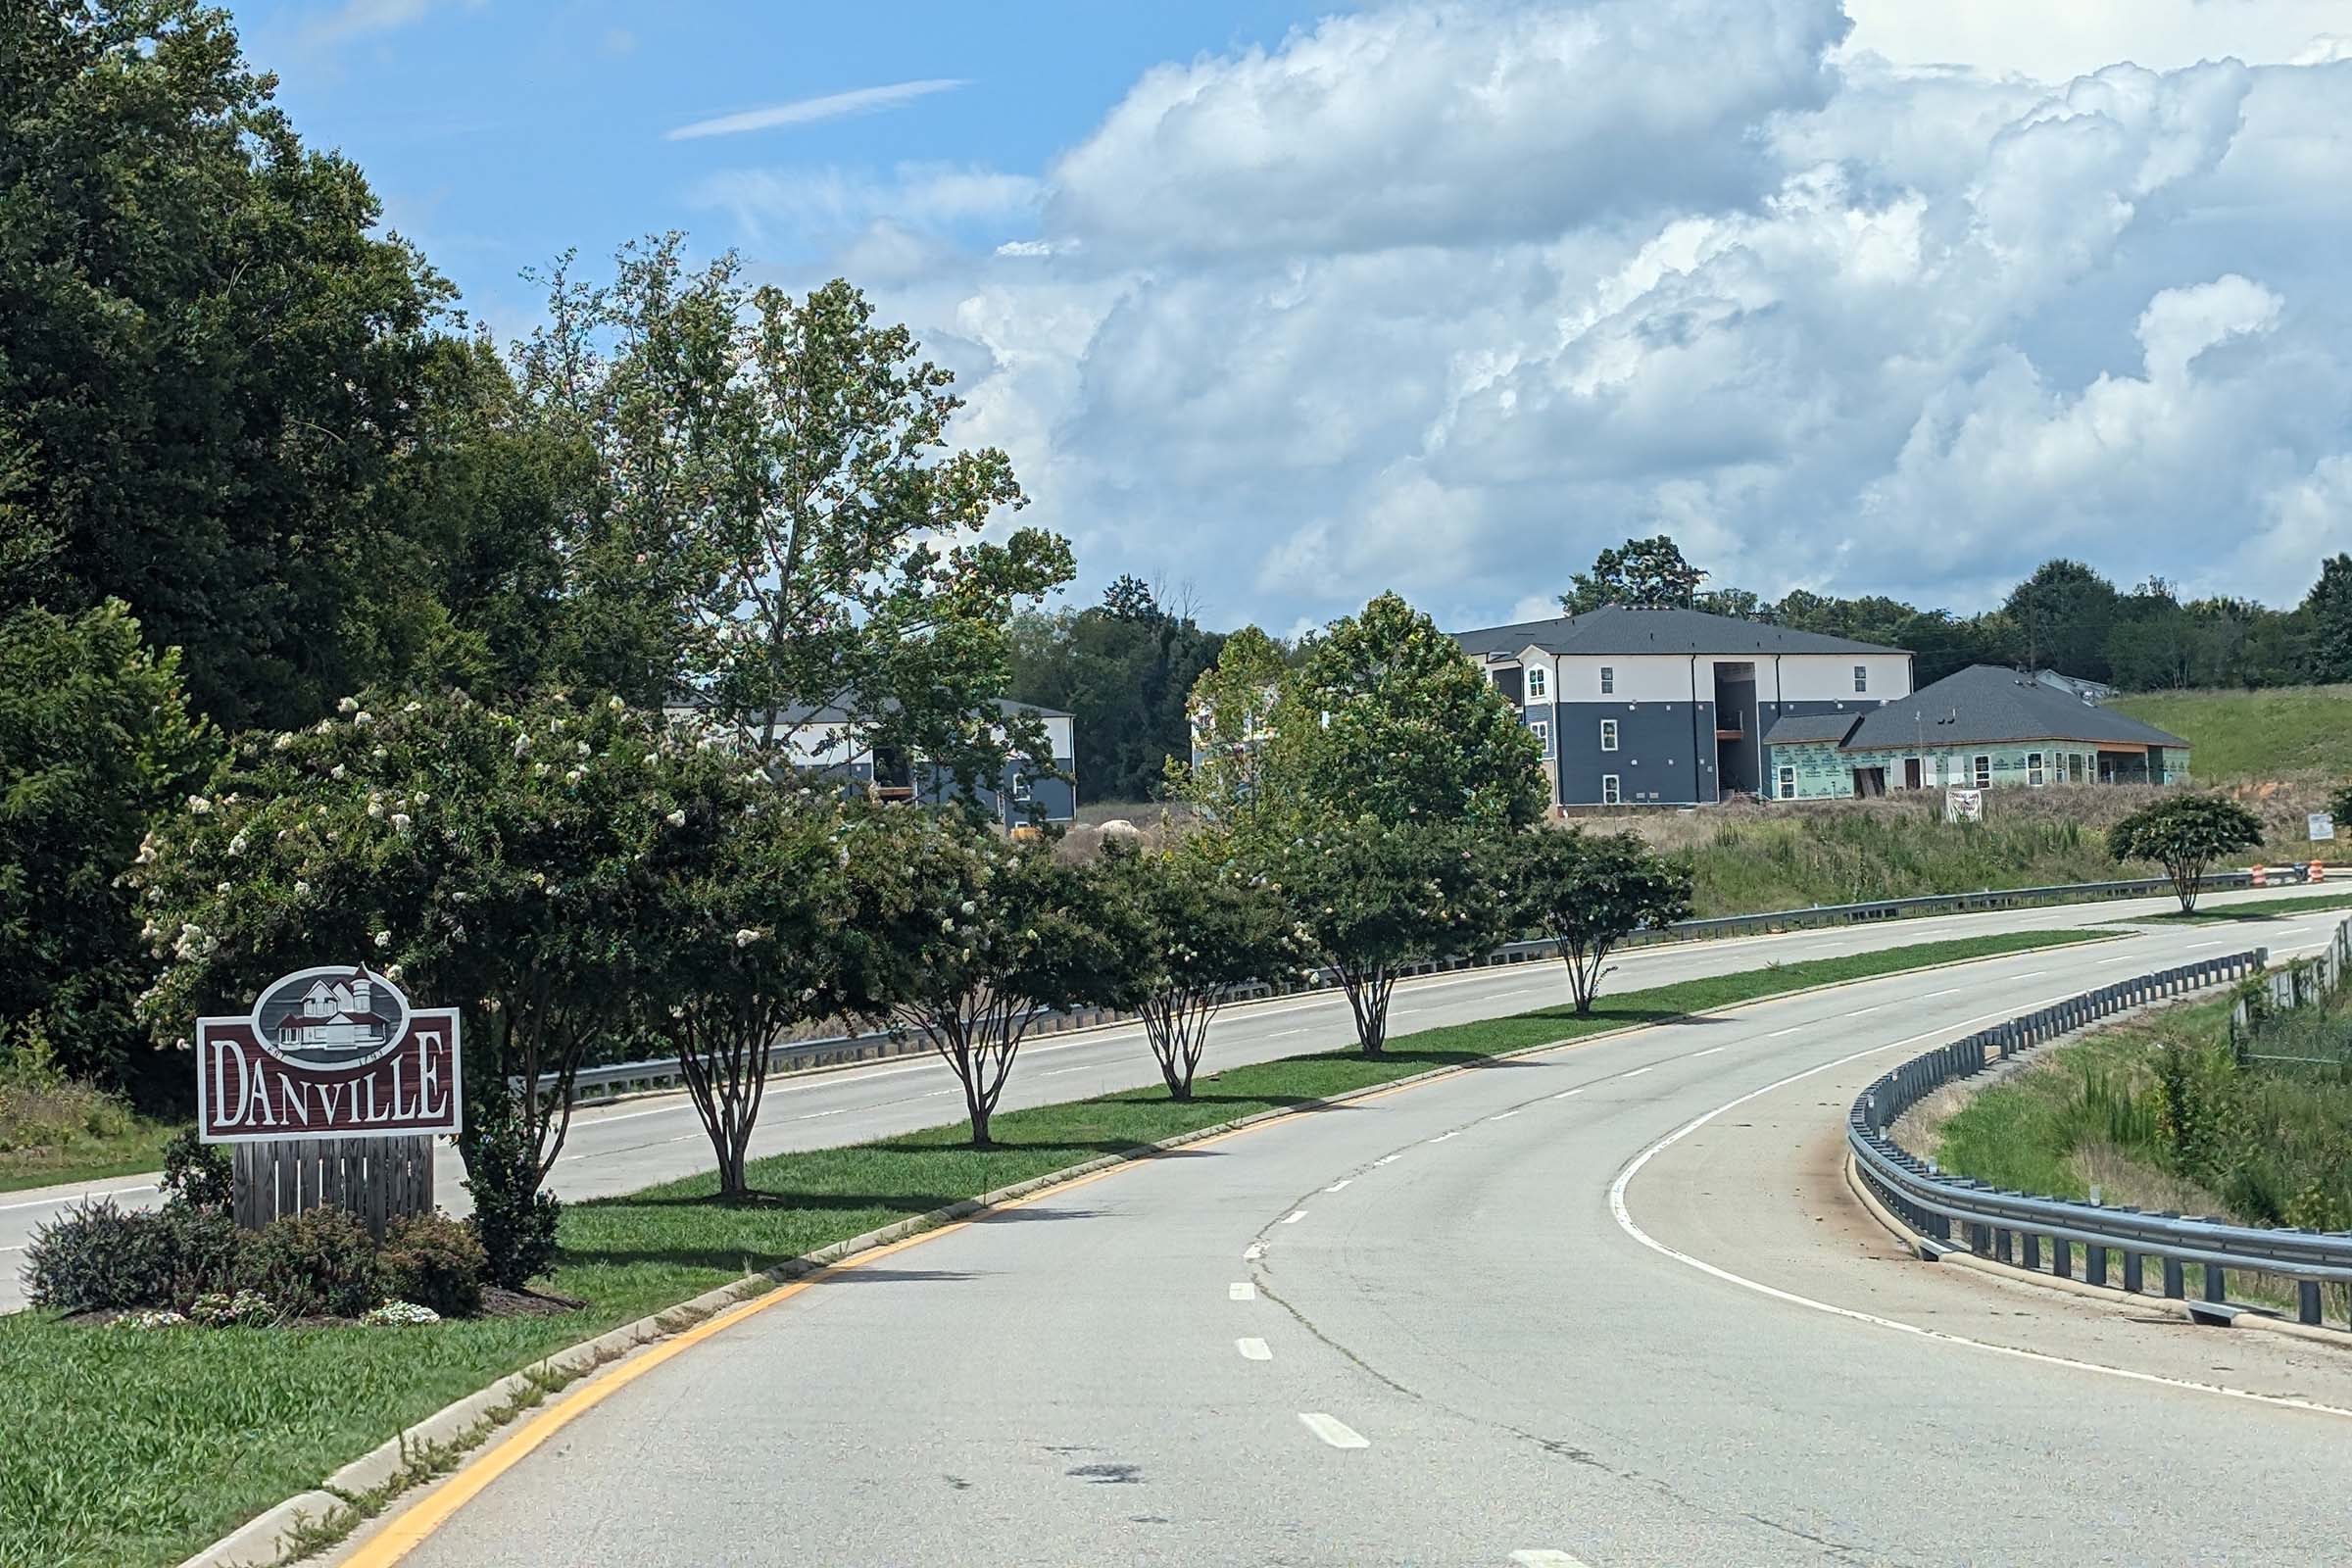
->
[[2108, 684, 2352, 786], [0, 926, 2105, 1568], [2133, 890, 2352, 923]]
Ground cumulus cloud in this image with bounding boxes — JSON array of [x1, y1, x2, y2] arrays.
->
[[739, 2, 2352, 627]]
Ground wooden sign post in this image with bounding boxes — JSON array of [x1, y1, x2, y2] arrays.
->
[[198, 964, 463, 1234]]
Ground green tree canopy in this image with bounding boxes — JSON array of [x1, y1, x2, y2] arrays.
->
[[127, 688, 726, 1180], [2107, 794, 2265, 912], [1561, 535, 1706, 612], [1100, 834, 1304, 1098], [1269, 592, 1544, 831], [1255, 817, 1509, 1054], [1169, 624, 1291, 825], [2305, 553, 2352, 683], [515, 238, 1073, 795], [0, 601, 218, 1095], [850, 818, 1144, 1145], [1007, 579, 1227, 803], [1, 0, 458, 729], [1499, 828, 1694, 1014], [638, 791, 862, 1198]]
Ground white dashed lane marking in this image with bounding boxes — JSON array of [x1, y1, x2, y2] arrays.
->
[[1237, 1338, 1272, 1361], [1282, 1209, 1308, 1224], [1298, 1412, 1370, 1449]]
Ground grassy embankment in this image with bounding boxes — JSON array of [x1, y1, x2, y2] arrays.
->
[[1918, 975, 2352, 1312], [0, 928, 2102, 1568], [2109, 684, 2352, 787], [0, 1069, 179, 1194]]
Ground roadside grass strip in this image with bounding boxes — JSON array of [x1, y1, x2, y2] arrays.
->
[[2131, 890, 2352, 923], [0, 927, 2104, 1568]]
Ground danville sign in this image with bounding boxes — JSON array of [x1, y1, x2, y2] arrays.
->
[[196, 964, 463, 1143]]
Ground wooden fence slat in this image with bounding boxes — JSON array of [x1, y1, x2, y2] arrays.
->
[[227, 1134, 436, 1236]]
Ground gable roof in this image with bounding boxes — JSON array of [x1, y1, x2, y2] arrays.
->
[[1761, 711, 1865, 746], [1453, 605, 1903, 660], [1842, 665, 2189, 751]]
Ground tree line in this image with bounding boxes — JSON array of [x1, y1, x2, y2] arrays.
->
[[3, 4, 1067, 1103], [1561, 536, 2352, 690]]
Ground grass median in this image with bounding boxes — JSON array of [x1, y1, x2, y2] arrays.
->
[[0, 925, 2107, 1568]]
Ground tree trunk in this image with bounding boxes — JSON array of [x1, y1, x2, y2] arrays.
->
[[1341, 965, 1393, 1054]]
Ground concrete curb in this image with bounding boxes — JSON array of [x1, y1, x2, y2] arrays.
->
[[1840, 1149, 2350, 1351], [182, 934, 2115, 1568]]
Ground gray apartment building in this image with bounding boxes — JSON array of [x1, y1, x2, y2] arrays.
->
[[1451, 606, 1914, 808]]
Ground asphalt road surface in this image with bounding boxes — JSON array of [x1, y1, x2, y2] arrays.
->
[[2, 884, 2337, 1316], [355, 905, 2352, 1567]]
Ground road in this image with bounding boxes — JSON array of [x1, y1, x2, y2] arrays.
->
[[2, 885, 2336, 1315], [356, 905, 2352, 1567]]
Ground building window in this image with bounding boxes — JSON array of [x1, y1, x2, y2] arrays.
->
[[1778, 765, 1795, 801], [1853, 664, 1869, 694], [1601, 774, 1621, 806], [1974, 755, 1991, 789], [1599, 718, 1619, 752], [2027, 751, 2044, 786], [1525, 665, 1548, 702], [1529, 718, 1548, 748], [1011, 773, 1032, 803], [1599, 665, 1614, 695], [2069, 753, 2084, 785]]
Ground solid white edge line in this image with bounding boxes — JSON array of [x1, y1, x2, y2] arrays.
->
[[1298, 1411, 1370, 1448], [1606, 958, 2352, 1424], [1238, 1337, 1272, 1361], [1509, 1552, 1591, 1567]]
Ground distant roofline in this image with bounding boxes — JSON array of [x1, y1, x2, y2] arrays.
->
[[1450, 604, 1908, 660]]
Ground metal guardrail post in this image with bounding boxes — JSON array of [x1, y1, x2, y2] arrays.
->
[[2300, 1280, 2324, 1326], [2162, 1258, 2185, 1298], [2123, 1252, 2143, 1294]]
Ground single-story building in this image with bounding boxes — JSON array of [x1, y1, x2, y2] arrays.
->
[[1450, 605, 1915, 808], [1761, 664, 2189, 800]]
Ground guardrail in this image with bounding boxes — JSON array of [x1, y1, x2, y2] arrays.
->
[[1847, 947, 2352, 1332], [564, 867, 2314, 1102]]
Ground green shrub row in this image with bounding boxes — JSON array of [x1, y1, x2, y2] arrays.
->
[[25, 1201, 486, 1323]]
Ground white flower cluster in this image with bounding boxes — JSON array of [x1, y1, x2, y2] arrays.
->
[[362, 1301, 442, 1327]]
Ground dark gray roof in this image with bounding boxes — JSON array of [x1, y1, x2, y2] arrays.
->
[[989, 697, 1074, 720], [1762, 711, 1864, 746], [1452, 605, 1903, 659], [1843, 666, 2189, 751]]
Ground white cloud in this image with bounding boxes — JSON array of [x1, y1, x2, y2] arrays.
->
[[687, 164, 1041, 246], [733, 2, 2352, 627], [665, 79, 966, 142], [1842, 0, 2351, 80]]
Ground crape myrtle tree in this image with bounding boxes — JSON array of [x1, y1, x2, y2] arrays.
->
[[127, 689, 716, 1194], [1100, 834, 1303, 1099], [1259, 817, 1509, 1055], [514, 237, 1073, 792], [639, 785, 862, 1200], [852, 813, 1146, 1146], [1501, 829, 1695, 1015], [2107, 794, 2266, 913]]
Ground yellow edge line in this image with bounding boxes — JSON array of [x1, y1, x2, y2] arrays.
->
[[339, 930, 2115, 1565]]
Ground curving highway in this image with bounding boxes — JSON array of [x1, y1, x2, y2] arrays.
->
[[5, 884, 2333, 1315], [335, 903, 2352, 1567]]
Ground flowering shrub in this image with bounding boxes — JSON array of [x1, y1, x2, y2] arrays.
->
[[243, 1207, 381, 1318], [127, 687, 762, 1268], [378, 1210, 487, 1317]]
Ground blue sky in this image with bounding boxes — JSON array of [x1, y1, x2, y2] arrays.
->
[[233, 1, 1330, 332], [226, 3, 2352, 636]]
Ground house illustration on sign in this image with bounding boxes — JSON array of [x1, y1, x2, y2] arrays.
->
[[273, 967, 403, 1061]]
